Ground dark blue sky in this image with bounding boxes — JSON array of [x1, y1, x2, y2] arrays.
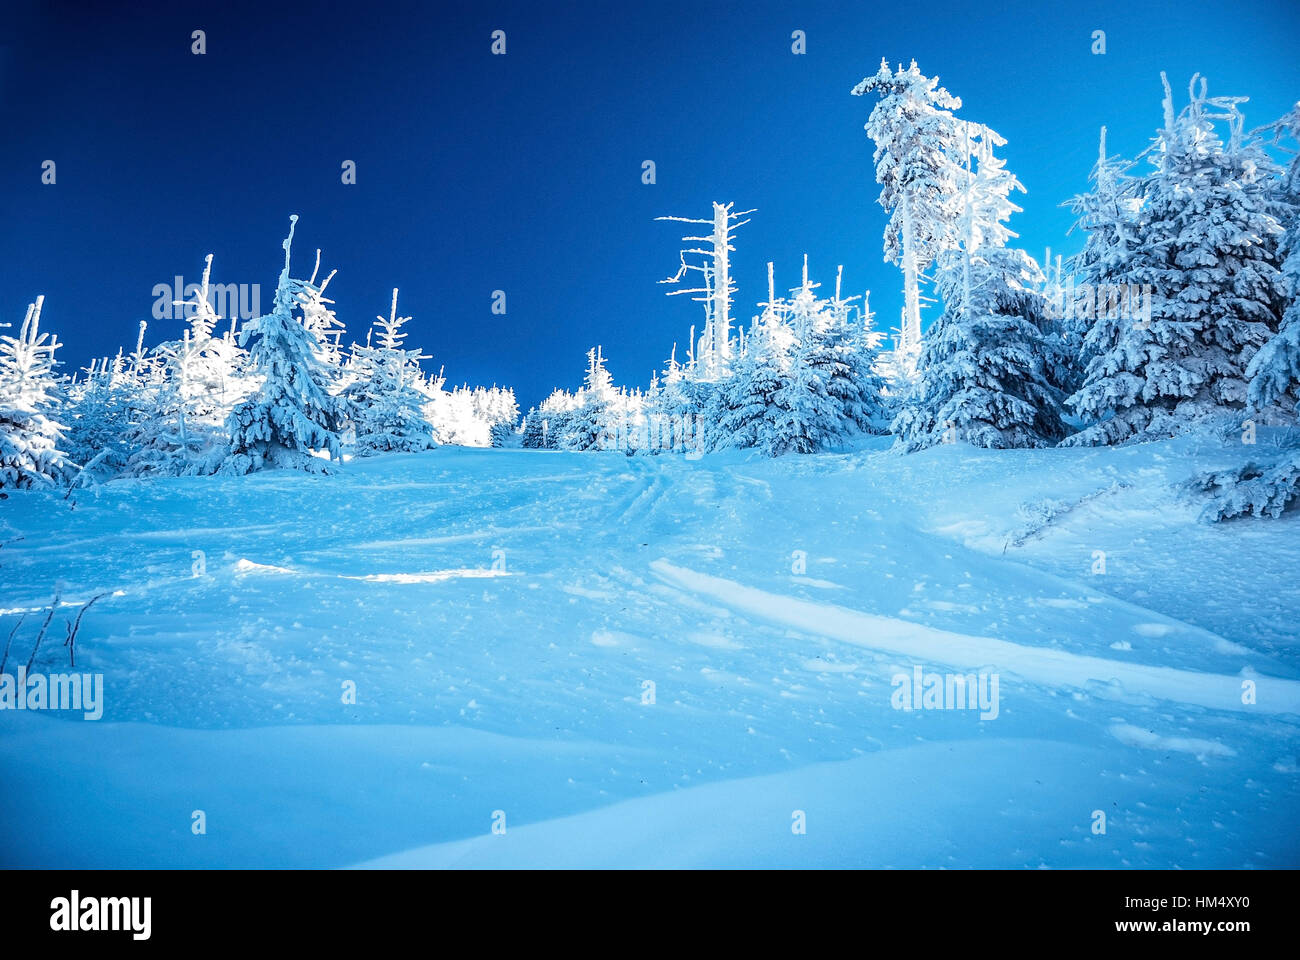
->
[[2, 0, 1296, 407]]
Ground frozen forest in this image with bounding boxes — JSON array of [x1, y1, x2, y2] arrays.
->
[[5, 67, 1298, 520], [2, 40, 1298, 877]]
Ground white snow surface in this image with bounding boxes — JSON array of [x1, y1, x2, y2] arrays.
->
[[1, 436, 1297, 868]]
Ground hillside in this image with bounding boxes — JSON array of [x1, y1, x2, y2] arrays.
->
[[1, 439, 1298, 868]]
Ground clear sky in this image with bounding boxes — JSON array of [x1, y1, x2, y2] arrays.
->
[[2, 0, 1296, 407]]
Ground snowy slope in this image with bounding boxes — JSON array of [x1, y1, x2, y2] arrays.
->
[[1, 439, 1297, 868]]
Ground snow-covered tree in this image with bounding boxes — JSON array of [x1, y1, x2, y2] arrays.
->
[[0, 296, 67, 489], [221, 216, 344, 474], [1190, 101, 1300, 520], [1034, 248, 1084, 399], [489, 418, 520, 448], [298, 251, 348, 386], [342, 289, 434, 456], [852, 60, 968, 376], [1244, 102, 1300, 416], [714, 263, 798, 455], [715, 329, 793, 455], [893, 124, 1068, 450], [122, 255, 259, 477], [645, 339, 717, 453], [713, 260, 887, 456], [520, 408, 549, 449], [771, 261, 849, 453], [657, 203, 754, 381], [126, 328, 215, 476], [559, 346, 617, 451], [518, 388, 583, 449], [63, 353, 134, 484], [893, 247, 1068, 450], [174, 254, 253, 425], [1066, 74, 1288, 446], [1058, 127, 1143, 382], [824, 269, 890, 435], [421, 378, 518, 447]]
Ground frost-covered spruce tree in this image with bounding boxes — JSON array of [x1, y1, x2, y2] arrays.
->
[[1060, 128, 1142, 380], [126, 329, 210, 476], [0, 296, 67, 489], [531, 389, 580, 450], [775, 261, 848, 453], [1066, 75, 1288, 446], [342, 289, 434, 456], [1190, 102, 1300, 519], [716, 340, 791, 455], [646, 346, 695, 451], [298, 251, 348, 388], [1244, 102, 1300, 418], [489, 418, 519, 448], [893, 125, 1068, 451], [222, 216, 343, 474], [560, 346, 616, 451], [477, 387, 520, 443], [715, 261, 888, 455], [715, 269, 797, 455], [63, 353, 134, 483], [852, 60, 968, 375], [1034, 249, 1085, 400], [893, 248, 1067, 450], [133, 278, 244, 477], [820, 267, 889, 437], [128, 257, 245, 477], [175, 254, 249, 425], [128, 257, 259, 477], [520, 408, 548, 448], [649, 346, 717, 452]]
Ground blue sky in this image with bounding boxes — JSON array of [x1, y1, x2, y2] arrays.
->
[[2, 0, 1296, 407]]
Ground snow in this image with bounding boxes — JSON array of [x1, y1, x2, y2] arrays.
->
[[1, 438, 1298, 868]]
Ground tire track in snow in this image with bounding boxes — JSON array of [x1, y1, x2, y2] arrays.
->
[[649, 560, 1300, 716]]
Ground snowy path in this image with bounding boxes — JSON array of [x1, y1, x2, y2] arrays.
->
[[1, 441, 1297, 868]]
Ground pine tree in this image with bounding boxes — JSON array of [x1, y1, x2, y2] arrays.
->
[[1190, 101, 1300, 519], [129, 261, 251, 477], [715, 268, 799, 455], [298, 250, 347, 388], [1066, 74, 1288, 446], [560, 346, 616, 451], [773, 261, 847, 453], [489, 419, 519, 448], [119, 258, 256, 477], [1034, 248, 1085, 400], [1245, 102, 1300, 416], [126, 329, 212, 476], [893, 247, 1068, 450], [852, 59, 968, 376], [342, 289, 434, 456], [520, 408, 551, 449], [1059, 128, 1143, 384], [715, 334, 791, 455], [63, 353, 134, 484], [222, 216, 344, 474], [0, 296, 67, 489], [817, 266, 890, 438], [893, 123, 1068, 451]]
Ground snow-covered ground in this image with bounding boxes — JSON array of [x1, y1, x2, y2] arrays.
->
[[1, 438, 1297, 868]]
